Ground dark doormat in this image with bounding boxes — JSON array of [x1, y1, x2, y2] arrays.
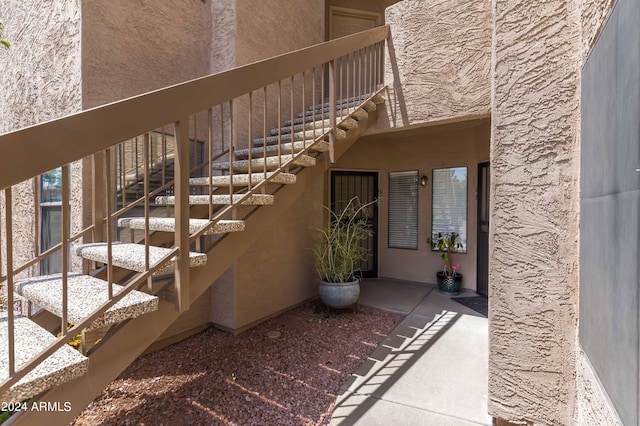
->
[[452, 296, 488, 317]]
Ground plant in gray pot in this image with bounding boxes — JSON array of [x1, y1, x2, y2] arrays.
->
[[312, 197, 374, 308], [427, 232, 463, 294]]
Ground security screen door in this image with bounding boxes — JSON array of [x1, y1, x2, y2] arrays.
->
[[330, 171, 378, 278]]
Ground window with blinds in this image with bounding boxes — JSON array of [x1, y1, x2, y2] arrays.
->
[[388, 170, 419, 249], [432, 167, 467, 252]]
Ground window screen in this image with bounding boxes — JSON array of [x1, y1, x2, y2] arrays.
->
[[388, 171, 419, 249], [432, 167, 467, 252]]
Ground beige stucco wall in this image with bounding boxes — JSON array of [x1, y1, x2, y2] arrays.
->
[[372, 0, 491, 134], [575, 0, 620, 424], [211, 0, 236, 74], [576, 350, 623, 425], [0, 0, 83, 278], [235, 0, 325, 65], [82, 0, 212, 109], [233, 181, 323, 330], [580, 0, 617, 62], [334, 120, 490, 290], [0, 1, 82, 131], [489, 0, 581, 424]]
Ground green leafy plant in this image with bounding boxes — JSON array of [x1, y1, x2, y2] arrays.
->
[[0, 22, 10, 49], [313, 197, 375, 283], [427, 232, 463, 276]]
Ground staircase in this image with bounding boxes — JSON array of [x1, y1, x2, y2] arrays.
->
[[0, 25, 389, 424]]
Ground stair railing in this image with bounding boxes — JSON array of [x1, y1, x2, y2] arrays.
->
[[0, 25, 389, 399]]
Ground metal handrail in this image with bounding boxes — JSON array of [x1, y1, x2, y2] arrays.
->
[[0, 26, 389, 190]]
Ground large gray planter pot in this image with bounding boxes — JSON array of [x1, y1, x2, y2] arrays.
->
[[319, 279, 360, 308]]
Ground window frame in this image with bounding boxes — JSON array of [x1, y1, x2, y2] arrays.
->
[[430, 166, 468, 254], [387, 170, 419, 250]]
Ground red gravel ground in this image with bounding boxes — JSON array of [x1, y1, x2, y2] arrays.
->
[[72, 301, 404, 425]]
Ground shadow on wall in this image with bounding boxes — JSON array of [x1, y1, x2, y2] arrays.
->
[[386, 33, 410, 128]]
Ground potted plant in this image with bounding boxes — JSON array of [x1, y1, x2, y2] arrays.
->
[[427, 232, 463, 294], [312, 197, 374, 308]]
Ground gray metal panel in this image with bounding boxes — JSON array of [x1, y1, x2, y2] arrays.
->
[[580, 0, 640, 423]]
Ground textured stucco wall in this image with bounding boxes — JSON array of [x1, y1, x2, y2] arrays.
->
[[0, 0, 83, 278], [374, 0, 491, 133], [0, 1, 82, 131], [334, 121, 490, 290], [576, 350, 623, 425], [580, 0, 617, 61], [235, 0, 325, 65], [233, 181, 323, 330], [211, 0, 236, 74], [82, 0, 212, 109], [489, 1, 581, 424]]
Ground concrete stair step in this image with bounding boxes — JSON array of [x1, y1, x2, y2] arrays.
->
[[0, 315, 89, 404], [284, 107, 365, 127], [252, 127, 345, 147], [155, 193, 274, 206], [297, 100, 377, 118], [189, 172, 296, 187], [75, 242, 207, 274], [235, 140, 329, 160], [14, 273, 159, 331], [118, 218, 245, 235], [308, 94, 373, 111], [211, 154, 316, 172], [271, 117, 358, 136]]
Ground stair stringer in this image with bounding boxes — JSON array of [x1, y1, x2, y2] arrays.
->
[[7, 105, 379, 426]]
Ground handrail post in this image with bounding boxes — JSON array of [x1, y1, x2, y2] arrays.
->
[[92, 151, 105, 244], [174, 118, 191, 312], [61, 165, 70, 334], [5, 187, 15, 376], [329, 59, 337, 163]]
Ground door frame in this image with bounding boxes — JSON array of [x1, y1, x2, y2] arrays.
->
[[476, 161, 490, 296], [330, 170, 379, 278], [329, 6, 382, 40]]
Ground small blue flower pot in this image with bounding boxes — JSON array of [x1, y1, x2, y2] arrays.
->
[[436, 272, 462, 295]]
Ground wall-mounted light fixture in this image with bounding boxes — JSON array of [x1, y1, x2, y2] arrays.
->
[[421, 175, 428, 187]]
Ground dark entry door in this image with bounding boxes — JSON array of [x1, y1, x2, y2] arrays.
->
[[331, 171, 378, 278], [476, 162, 490, 296]]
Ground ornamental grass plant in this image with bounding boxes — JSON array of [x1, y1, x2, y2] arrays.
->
[[313, 197, 375, 283]]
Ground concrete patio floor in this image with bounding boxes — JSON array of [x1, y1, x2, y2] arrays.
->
[[330, 278, 491, 425]]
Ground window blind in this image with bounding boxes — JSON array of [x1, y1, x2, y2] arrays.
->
[[432, 167, 467, 252], [388, 170, 419, 249]]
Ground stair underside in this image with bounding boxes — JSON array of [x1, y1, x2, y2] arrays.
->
[[118, 218, 245, 235], [75, 243, 207, 274], [235, 139, 329, 160], [189, 172, 296, 187], [0, 315, 89, 404], [155, 193, 274, 206], [212, 154, 316, 172], [14, 273, 159, 331]]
